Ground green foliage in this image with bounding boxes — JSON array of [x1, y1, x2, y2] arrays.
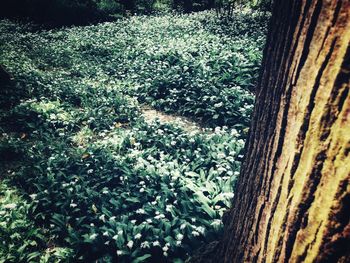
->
[[0, 0, 271, 26], [0, 182, 74, 262], [0, 9, 268, 262]]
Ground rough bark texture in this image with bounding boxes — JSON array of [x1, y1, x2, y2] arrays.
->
[[220, 0, 350, 262]]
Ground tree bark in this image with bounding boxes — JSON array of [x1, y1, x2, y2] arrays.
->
[[220, 0, 350, 262]]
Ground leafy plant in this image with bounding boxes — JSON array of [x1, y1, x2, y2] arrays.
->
[[0, 8, 268, 262]]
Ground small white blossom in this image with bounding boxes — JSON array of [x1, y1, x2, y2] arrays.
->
[[162, 246, 169, 252], [191, 231, 200, 237], [29, 194, 37, 200], [90, 233, 98, 240], [99, 214, 106, 222], [127, 240, 134, 249], [136, 208, 146, 214], [197, 226, 205, 234], [176, 233, 184, 241], [141, 241, 150, 248], [153, 241, 160, 247]]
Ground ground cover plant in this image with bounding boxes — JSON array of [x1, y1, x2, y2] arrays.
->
[[0, 8, 269, 262]]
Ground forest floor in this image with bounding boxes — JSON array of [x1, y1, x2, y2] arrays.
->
[[141, 106, 205, 133], [0, 9, 269, 263]]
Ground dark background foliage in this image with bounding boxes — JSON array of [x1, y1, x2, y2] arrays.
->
[[0, 0, 272, 26]]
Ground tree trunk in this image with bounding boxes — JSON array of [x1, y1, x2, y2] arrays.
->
[[220, 0, 350, 262]]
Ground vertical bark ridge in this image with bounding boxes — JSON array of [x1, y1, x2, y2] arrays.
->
[[220, 0, 350, 262]]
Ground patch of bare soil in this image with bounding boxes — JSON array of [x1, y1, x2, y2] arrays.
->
[[141, 105, 205, 134]]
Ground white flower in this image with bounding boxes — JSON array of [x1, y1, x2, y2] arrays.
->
[[70, 203, 78, 208], [136, 208, 146, 214], [180, 223, 186, 230], [127, 240, 134, 249], [131, 220, 137, 224], [163, 252, 168, 257], [90, 233, 98, 240], [238, 139, 245, 145], [141, 241, 150, 248], [87, 169, 94, 174], [162, 246, 169, 252], [176, 240, 182, 246], [170, 141, 176, 146], [153, 241, 160, 247], [155, 214, 165, 220], [29, 194, 37, 200], [117, 250, 123, 256], [191, 231, 200, 237], [112, 235, 118, 240], [196, 226, 205, 234], [118, 230, 123, 235], [139, 188, 145, 193], [99, 214, 106, 222], [109, 216, 116, 221], [176, 233, 184, 241], [103, 231, 109, 236], [135, 233, 142, 239]]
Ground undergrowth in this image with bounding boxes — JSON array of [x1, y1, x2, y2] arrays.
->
[[0, 8, 268, 262]]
